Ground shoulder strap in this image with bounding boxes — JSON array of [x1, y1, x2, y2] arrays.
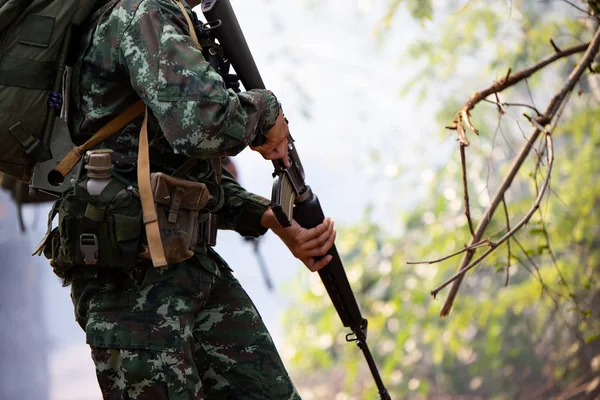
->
[[175, 0, 201, 48], [56, 100, 145, 177], [139, 0, 200, 268], [138, 107, 167, 267]]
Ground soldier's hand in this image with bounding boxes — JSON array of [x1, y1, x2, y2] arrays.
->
[[261, 209, 336, 272], [251, 110, 291, 168]]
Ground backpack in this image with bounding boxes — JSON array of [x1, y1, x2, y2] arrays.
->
[[0, 0, 98, 183]]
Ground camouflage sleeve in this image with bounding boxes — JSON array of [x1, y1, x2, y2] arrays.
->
[[216, 168, 271, 238], [118, 0, 280, 157]]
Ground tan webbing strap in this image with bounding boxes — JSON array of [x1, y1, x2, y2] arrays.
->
[[56, 100, 145, 176], [138, 107, 168, 267], [175, 0, 201, 49], [136, 2, 199, 268]]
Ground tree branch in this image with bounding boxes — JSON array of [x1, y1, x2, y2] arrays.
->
[[432, 133, 554, 298], [502, 197, 512, 286], [450, 41, 589, 144], [460, 144, 476, 237], [406, 239, 492, 265], [437, 27, 600, 316]]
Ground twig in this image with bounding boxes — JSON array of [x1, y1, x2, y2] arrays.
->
[[482, 98, 542, 116], [432, 133, 554, 298], [485, 104, 504, 198], [560, 0, 592, 15], [513, 238, 544, 283], [451, 42, 589, 139], [438, 128, 545, 314], [406, 239, 492, 265], [460, 145, 476, 237], [502, 197, 511, 286], [437, 26, 600, 316]]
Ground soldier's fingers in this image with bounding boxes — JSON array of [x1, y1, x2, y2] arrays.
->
[[306, 255, 333, 272], [262, 139, 290, 166], [251, 141, 276, 155], [305, 229, 336, 258], [261, 142, 288, 161], [303, 218, 330, 241], [301, 220, 334, 250], [276, 140, 290, 168]]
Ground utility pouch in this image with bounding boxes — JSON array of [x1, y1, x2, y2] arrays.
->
[[138, 172, 210, 265], [50, 182, 143, 275]]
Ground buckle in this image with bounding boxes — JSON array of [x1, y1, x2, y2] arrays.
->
[[197, 212, 217, 247], [80, 234, 99, 265]]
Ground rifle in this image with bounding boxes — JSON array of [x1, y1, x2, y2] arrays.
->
[[201, 1, 391, 398]]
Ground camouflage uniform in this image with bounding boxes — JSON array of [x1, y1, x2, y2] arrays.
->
[[61, 0, 301, 398]]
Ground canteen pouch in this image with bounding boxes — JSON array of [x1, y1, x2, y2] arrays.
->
[[52, 181, 143, 276], [140, 172, 210, 265]]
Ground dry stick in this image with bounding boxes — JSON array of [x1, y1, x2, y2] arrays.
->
[[438, 127, 543, 309], [432, 133, 554, 298], [437, 27, 600, 316], [406, 239, 492, 265], [452, 41, 589, 142], [560, 0, 593, 15], [460, 145, 476, 237], [502, 197, 511, 286], [482, 98, 542, 116]]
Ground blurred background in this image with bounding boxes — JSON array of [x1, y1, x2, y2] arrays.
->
[[1, 0, 600, 399]]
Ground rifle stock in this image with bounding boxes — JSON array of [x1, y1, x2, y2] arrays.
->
[[201, 2, 390, 398]]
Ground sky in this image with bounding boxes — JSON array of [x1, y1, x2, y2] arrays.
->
[[13, 0, 455, 398]]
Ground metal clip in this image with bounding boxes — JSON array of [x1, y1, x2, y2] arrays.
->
[[206, 213, 217, 247], [198, 212, 217, 247], [80, 234, 99, 265]]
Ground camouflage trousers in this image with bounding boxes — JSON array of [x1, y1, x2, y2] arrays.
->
[[69, 252, 301, 399]]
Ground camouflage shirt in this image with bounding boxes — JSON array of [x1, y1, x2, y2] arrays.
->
[[68, 0, 276, 238]]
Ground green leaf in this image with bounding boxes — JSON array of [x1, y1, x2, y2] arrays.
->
[[585, 335, 599, 344]]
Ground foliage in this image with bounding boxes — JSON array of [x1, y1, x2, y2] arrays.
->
[[284, 1, 600, 399]]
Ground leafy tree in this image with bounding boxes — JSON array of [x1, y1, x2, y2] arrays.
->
[[284, 1, 600, 399]]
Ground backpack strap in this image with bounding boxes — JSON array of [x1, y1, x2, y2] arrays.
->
[[55, 99, 145, 177]]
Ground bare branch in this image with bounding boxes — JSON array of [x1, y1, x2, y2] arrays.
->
[[406, 239, 492, 265], [460, 145, 476, 237], [452, 41, 589, 140], [560, 0, 592, 15], [432, 133, 554, 298], [437, 26, 600, 316], [502, 197, 512, 286], [482, 98, 542, 116]]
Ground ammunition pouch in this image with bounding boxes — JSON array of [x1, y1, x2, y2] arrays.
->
[[138, 172, 212, 265], [36, 172, 219, 277]]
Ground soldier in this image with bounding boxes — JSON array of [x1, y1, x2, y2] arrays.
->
[[60, 0, 336, 398]]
